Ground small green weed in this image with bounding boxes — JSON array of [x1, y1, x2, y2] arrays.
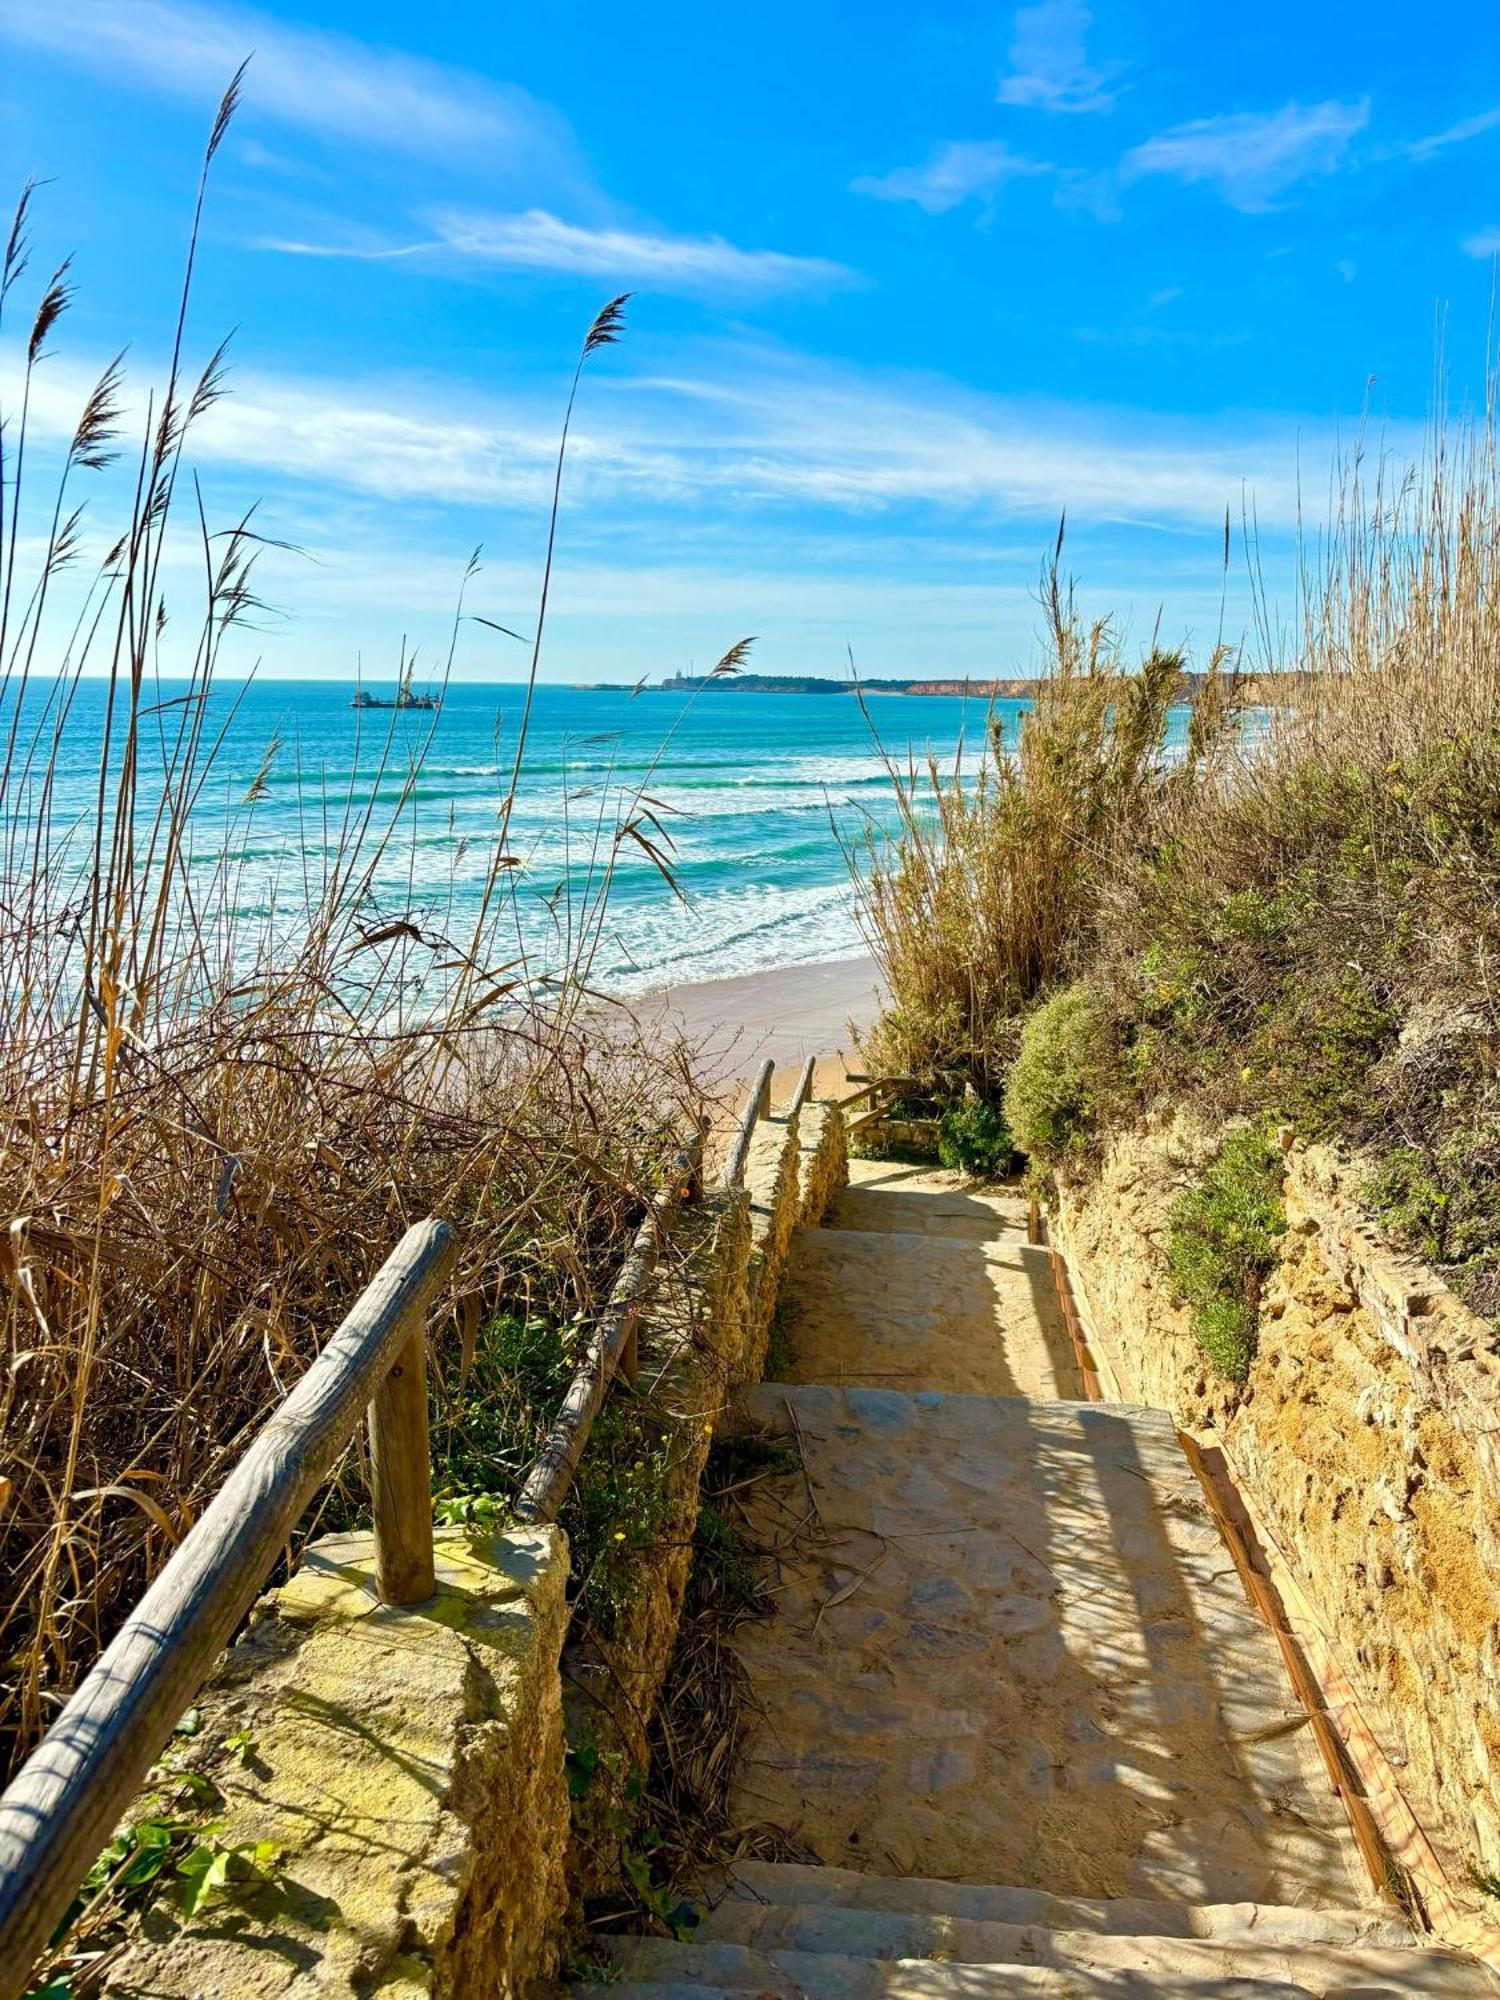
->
[[1167, 1124, 1286, 1383], [29, 1777, 285, 2000], [1364, 1146, 1451, 1264]]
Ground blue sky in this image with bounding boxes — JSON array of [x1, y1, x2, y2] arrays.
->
[[3, 0, 1499, 683]]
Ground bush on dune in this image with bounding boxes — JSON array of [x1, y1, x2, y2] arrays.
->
[[1003, 982, 1124, 1167], [855, 409, 1500, 1339]]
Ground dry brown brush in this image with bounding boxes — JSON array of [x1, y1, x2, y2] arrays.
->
[[0, 89, 705, 1788], [850, 550, 1240, 1095]]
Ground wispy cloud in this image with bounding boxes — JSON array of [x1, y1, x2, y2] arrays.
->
[[1121, 99, 1370, 212], [853, 141, 1051, 215], [1404, 104, 1500, 162], [1462, 226, 1500, 259], [265, 209, 854, 298], [0, 0, 571, 166], [430, 211, 855, 295], [997, 0, 1118, 115], [21, 342, 1315, 532]]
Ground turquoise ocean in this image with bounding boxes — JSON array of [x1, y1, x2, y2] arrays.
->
[[26, 679, 1021, 997]]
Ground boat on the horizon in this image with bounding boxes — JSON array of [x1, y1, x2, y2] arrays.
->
[[351, 667, 440, 712]]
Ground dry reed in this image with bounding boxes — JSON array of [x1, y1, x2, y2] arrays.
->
[[0, 84, 707, 1788]]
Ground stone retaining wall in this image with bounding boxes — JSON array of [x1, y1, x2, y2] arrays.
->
[[99, 1096, 846, 1999], [564, 1100, 845, 1898], [1054, 1123, 1500, 1902]]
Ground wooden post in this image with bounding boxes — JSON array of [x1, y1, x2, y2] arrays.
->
[[683, 1122, 706, 1203], [368, 1320, 436, 1605], [1027, 1196, 1041, 1245], [755, 1061, 774, 1119], [719, 1060, 775, 1192], [788, 1054, 817, 1119]]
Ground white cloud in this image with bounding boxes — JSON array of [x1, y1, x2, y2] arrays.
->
[[1463, 227, 1500, 258], [853, 141, 1051, 214], [1405, 104, 1500, 162], [264, 209, 855, 298], [15, 341, 1333, 541], [0, 0, 570, 166], [1121, 99, 1370, 212], [428, 211, 855, 295], [997, 0, 1118, 115]]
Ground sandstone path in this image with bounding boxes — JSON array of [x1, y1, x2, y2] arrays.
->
[[591, 1153, 1496, 1997]]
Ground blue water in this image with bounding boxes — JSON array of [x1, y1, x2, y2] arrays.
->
[[15, 678, 1016, 996]]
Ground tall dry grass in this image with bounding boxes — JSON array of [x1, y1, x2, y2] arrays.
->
[[856, 394, 1500, 1308], [0, 83, 705, 1783], [851, 551, 1239, 1093]]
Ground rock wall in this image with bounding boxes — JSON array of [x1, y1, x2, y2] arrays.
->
[[107, 1526, 571, 2000], [564, 1099, 845, 1896], [1054, 1124, 1500, 1895]]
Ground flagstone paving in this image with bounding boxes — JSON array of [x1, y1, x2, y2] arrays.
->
[[585, 1152, 1497, 1998]]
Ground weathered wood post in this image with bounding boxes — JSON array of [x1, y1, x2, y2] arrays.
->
[[788, 1054, 817, 1119], [369, 1318, 436, 1605], [754, 1058, 774, 1120]]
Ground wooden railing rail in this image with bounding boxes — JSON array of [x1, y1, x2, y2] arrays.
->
[[718, 1059, 775, 1192], [0, 1219, 459, 1996], [513, 1131, 705, 1527], [786, 1055, 817, 1119]]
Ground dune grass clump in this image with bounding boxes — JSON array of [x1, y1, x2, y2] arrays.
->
[[852, 558, 1239, 1099], [936, 1098, 1015, 1178], [1002, 982, 1123, 1167], [0, 90, 709, 1807]]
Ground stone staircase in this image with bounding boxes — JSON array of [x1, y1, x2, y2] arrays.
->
[[583, 1156, 1497, 1998]]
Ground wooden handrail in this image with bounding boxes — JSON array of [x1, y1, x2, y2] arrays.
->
[[719, 1059, 774, 1192], [513, 1132, 704, 1526], [0, 1219, 458, 1997], [787, 1055, 817, 1119]]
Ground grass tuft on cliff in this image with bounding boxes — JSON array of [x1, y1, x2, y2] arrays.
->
[[1167, 1125, 1286, 1382]]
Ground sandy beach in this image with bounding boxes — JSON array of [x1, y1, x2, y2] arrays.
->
[[634, 953, 884, 1098]]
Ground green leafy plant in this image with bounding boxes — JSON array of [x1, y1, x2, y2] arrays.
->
[[1003, 984, 1121, 1166], [1167, 1124, 1286, 1383], [937, 1099, 1016, 1178], [176, 1835, 282, 1918]]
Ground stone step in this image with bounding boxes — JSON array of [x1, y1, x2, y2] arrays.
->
[[829, 1170, 1028, 1242], [586, 1976, 1303, 2000], [691, 1902, 1447, 1978], [705, 1861, 1416, 1949], [597, 1934, 1495, 1997], [731, 1385, 1366, 1906], [774, 1226, 1077, 1398]]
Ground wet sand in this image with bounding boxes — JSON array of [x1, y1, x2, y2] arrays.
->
[[634, 953, 884, 1099]]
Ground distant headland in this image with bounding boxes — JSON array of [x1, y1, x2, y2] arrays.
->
[[654, 671, 1318, 701]]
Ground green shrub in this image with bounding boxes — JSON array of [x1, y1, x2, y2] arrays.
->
[[1167, 1124, 1286, 1382], [1364, 1146, 1451, 1264], [1004, 984, 1120, 1165], [937, 1098, 1016, 1177]]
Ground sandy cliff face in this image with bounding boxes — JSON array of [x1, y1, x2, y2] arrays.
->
[[1054, 1123, 1500, 1894]]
